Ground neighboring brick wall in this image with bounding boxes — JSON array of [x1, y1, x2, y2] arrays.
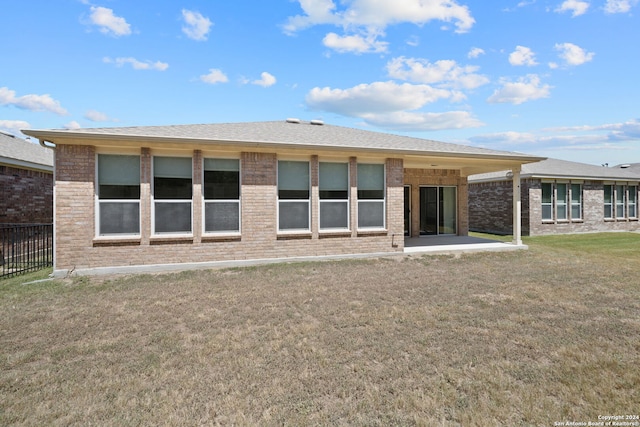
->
[[53, 146, 410, 274], [469, 178, 640, 236], [403, 168, 468, 237], [0, 165, 53, 223]]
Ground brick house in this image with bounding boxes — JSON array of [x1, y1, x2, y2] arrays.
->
[[0, 131, 53, 223], [24, 120, 541, 276], [468, 158, 640, 236]]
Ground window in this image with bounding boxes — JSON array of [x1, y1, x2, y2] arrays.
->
[[616, 185, 625, 218], [542, 183, 553, 221], [604, 185, 613, 219], [607, 184, 638, 220], [571, 184, 582, 220], [556, 183, 568, 220], [319, 162, 349, 230], [357, 163, 385, 229], [278, 160, 310, 231], [629, 186, 637, 219], [204, 158, 240, 233], [97, 154, 140, 235], [153, 156, 192, 234]]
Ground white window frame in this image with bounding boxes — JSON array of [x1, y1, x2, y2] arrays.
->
[[604, 184, 614, 219], [570, 183, 582, 221], [615, 184, 626, 219], [319, 161, 350, 232], [152, 155, 193, 236], [541, 182, 553, 221], [628, 185, 638, 219], [556, 182, 568, 221], [95, 153, 141, 238], [202, 157, 241, 236], [357, 163, 386, 231], [277, 160, 311, 233]]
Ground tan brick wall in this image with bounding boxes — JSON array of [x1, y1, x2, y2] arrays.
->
[[53, 146, 406, 273]]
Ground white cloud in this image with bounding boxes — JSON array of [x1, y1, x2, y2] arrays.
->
[[89, 6, 131, 37], [251, 72, 277, 87], [305, 80, 483, 131], [361, 111, 484, 131], [487, 74, 552, 105], [103, 57, 169, 71], [84, 110, 117, 122], [555, 42, 594, 66], [604, 0, 639, 13], [468, 47, 485, 59], [509, 46, 538, 66], [323, 32, 388, 54], [64, 121, 82, 130], [200, 68, 229, 84], [284, 0, 475, 54], [306, 81, 451, 116], [0, 120, 31, 133], [0, 86, 68, 115], [181, 9, 212, 41], [555, 0, 590, 16], [387, 57, 489, 90]]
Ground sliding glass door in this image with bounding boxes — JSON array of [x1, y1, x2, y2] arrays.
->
[[419, 186, 457, 235]]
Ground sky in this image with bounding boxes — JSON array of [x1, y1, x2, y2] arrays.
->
[[1, 0, 639, 166]]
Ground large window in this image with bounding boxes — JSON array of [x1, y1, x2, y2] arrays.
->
[[278, 160, 310, 231], [541, 182, 581, 222], [319, 162, 349, 230], [97, 154, 140, 236], [606, 184, 638, 220], [357, 163, 385, 229], [204, 158, 240, 233], [153, 156, 192, 234]]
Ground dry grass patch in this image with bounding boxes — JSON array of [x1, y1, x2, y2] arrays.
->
[[1, 234, 639, 426]]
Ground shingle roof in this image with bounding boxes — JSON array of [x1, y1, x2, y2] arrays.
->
[[0, 132, 54, 171], [22, 120, 542, 161], [469, 157, 640, 182]]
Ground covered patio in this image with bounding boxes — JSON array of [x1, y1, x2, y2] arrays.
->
[[403, 235, 526, 255]]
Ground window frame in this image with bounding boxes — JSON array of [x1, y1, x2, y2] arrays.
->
[[95, 153, 141, 238], [604, 184, 614, 219], [628, 185, 638, 219], [319, 161, 350, 232], [152, 155, 193, 236], [202, 157, 241, 236], [357, 163, 386, 231], [570, 183, 582, 221], [277, 159, 311, 233]]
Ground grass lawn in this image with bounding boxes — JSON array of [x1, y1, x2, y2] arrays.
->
[[1, 233, 639, 426]]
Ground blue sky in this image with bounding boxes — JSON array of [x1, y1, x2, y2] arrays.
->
[[1, 0, 639, 165]]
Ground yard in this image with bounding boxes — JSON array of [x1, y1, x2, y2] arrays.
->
[[1, 233, 639, 426]]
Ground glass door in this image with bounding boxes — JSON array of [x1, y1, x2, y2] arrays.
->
[[420, 186, 457, 235]]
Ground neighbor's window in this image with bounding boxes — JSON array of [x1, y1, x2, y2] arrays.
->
[[153, 156, 192, 234], [204, 158, 240, 233], [571, 183, 582, 220], [97, 154, 140, 235], [629, 186, 637, 219], [556, 183, 568, 220], [357, 163, 385, 229], [616, 184, 625, 218], [541, 183, 553, 221], [319, 162, 349, 230], [278, 160, 310, 231], [604, 185, 613, 219]]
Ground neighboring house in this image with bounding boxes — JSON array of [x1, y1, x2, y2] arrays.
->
[[468, 158, 640, 236], [23, 120, 542, 276], [0, 131, 53, 223]]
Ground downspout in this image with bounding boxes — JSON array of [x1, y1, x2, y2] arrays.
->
[[37, 139, 57, 274]]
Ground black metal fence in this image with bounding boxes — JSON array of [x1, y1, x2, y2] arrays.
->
[[1, 224, 53, 279]]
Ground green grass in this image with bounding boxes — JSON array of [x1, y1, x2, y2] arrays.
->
[[1, 235, 639, 426]]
